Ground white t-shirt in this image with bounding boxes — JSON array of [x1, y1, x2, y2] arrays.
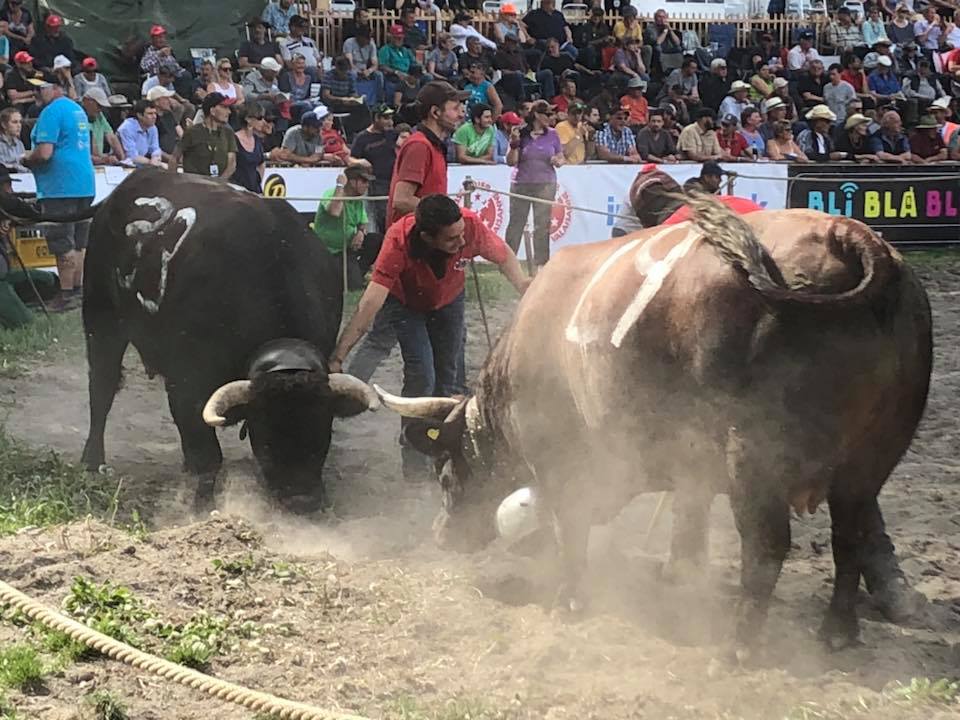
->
[[787, 44, 822, 71]]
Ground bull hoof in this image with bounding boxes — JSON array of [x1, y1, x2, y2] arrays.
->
[[872, 581, 928, 624], [660, 557, 706, 586], [193, 472, 218, 516], [281, 493, 327, 516], [817, 610, 862, 651]]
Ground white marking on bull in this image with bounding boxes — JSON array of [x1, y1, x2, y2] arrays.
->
[[119, 197, 177, 290], [610, 228, 700, 348], [465, 396, 483, 458], [136, 207, 197, 314], [565, 226, 677, 346]]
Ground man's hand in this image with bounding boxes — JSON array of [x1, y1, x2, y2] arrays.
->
[[350, 230, 364, 250], [328, 358, 343, 373]]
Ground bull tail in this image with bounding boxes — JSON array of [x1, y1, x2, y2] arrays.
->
[[685, 191, 893, 306]]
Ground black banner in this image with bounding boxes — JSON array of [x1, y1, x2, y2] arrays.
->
[[786, 163, 960, 244]]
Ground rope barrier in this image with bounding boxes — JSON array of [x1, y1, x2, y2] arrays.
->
[[0, 578, 371, 720]]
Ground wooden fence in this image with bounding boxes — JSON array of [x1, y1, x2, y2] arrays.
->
[[302, 10, 828, 59]]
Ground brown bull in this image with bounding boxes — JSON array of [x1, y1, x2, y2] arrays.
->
[[376, 196, 933, 651]]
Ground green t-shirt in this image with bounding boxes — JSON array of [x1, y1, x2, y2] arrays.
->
[[313, 187, 368, 254], [89, 113, 113, 155], [452, 122, 495, 158], [378, 44, 414, 73], [178, 123, 237, 177]]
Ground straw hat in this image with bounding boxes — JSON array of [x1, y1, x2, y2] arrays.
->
[[728, 80, 751, 94], [805, 104, 836, 121], [843, 113, 870, 130]]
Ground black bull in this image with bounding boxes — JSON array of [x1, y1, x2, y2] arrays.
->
[[75, 169, 378, 510], [376, 196, 933, 651]]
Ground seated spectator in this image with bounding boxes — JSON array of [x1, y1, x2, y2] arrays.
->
[[861, 5, 890, 47], [787, 30, 821, 73], [824, 63, 857, 124], [660, 57, 700, 110], [841, 52, 870, 97], [719, 80, 752, 121], [869, 109, 912, 163], [554, 103, 595, 164], [766, 119, 809, 161], [575, 7, 612, 71], [750, 32, 780, 66], [699, 58, 732, 113], [313, 165, 381, 290], [494, 35, 552, 103], [540, 38, 596, 85], [6, 51, 49, 112], [450, 11, 496, 52], [28, 14, 73, 72], [281, 15, 322, 78], [896, 41, 921, 76], [684, 162, 726, 195], [0, 107, 26, 171], [717, 113, 748, 158], [909, 114, 947, 163], [426, 33, 458, 82], [74, 57, 110, 98], [400, 8, 428, 52], [208, 58, 244, 110], [824, 8, 867, 55], [635, 108, 677, 162], [644, 9, 682, 76], [81, 88, 123, 165], [319, 108, 351, 166], [886, 4, 915, 45], [553, 78, 583, 116], [280, 109, 325, 165], [749, 62, 776, 105], [612, 36, 648, 85], [462, 35, 493, 75], [171, 92, 236, 177], [929, 96, 959, 147], [903, 60, 944, 107], [0, 21, 9, 64], [660, 103, 681, 142], [678, 107, 723, 162], [740, 107, 765, 157], [759, 96, 788, 141], [463, 61, 502, 119], [596, 106, 640, 162], [0, 0, 34, 57], [453, 101, 496, 164], [379, 24, 417, 101], [279, 52, 317, 119], [834, 112, 878, 161], [142, 64, 177, 97], [240, 18, 282, 69], [140, 25, 186, 81], [771, 76, 798, 121], [118, 100, 163, 167], [242, 57, 285, 114], [261, 0, 298, 36], [494, 111, 523, 164], [613, 6, 642, 43], [146, 86, 181, 163], [798, 104, 839, 161], [798, 59, 827, 112], [950, 129, 960, 161], [323, 55, 364, 110], [661, 85, 691, 126], [52, 54, 77, 100], [914, 7, 942, 52], [494, 4, 528, 46], [523, 0, 576, 59], [945, 18, 960, 49], [619, 76, 648, 131], [868, 55, 900, 105], [343, 26, 383, 106], [341, 7, 370, 44]]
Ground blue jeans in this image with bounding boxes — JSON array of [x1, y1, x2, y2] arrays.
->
[[347, 306, 396, 383], [355, 71, 384, 105], [383, 292, 466, 479]]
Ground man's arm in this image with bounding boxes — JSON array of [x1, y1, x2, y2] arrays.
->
[[496, 246, 530, 295], [119, 127, 152, 166], [391, 179, 421, 215], [324, 176, 348, 216], [329, 281, 391, 371], [21, 142, 53, 167], [106, 131, 125, 161], [222, 151, 236, 180]]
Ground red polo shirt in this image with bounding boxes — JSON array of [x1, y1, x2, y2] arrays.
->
[[371, 208, 509, 313], [386, 125, 448, 226], [664, 196, 763, 225]]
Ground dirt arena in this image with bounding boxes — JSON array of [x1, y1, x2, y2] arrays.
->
[[1, 256, 959, 720]]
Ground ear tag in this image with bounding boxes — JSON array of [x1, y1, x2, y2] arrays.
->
[[427, 428, 440, 441]]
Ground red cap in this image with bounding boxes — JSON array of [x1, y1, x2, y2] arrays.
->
[[13, 50, 33, 64], [389, 23, 404, 36], [500, 111, 523, 126], [45, 14, 62, 27], [150, 24, 166, 36], [82, 57, 97, 69]]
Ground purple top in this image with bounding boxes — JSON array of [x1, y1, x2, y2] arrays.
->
[[514, 128, 562, 185]]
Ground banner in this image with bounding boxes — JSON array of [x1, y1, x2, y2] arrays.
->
[[787, 164, 960, 244]]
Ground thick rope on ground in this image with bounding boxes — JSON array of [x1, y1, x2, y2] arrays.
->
[[0, 578, 370, 720]]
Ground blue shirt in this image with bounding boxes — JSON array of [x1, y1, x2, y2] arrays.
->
[[30, 96, 95, 200], [117, 117, 161, 162], [868, 130, 910, 155], [464, 80, 493, 116], [494, 128, 509, 163], [261, 1, 299, 35], [868, 69, 900, 96]]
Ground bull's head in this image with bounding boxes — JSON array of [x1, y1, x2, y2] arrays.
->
[[374, 385, 514, 553], [202, 339, 378, 512]]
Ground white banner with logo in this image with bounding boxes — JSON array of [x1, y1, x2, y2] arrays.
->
[[13, 163, 788, 260]]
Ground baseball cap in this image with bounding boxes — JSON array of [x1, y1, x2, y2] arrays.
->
[[372, 103, 395, 116], [300, 109, 323, 127], [45, 14, 62, 27], [701, 161, 726, 177], [313, 104, 330, 121], [501, 3, 517, 13], [201, 91, 227, 114], [415, 80, 470, 117], [13, 50, 33, 64], [150, 24, 166, 36], [799, 30, 814, 40], [53, 54, 71, 70], [721, 113, 738, 125], [81, 57, 97, 70], [500, 111, 523, 126], [389, 23, 404, 36], [344, 165, 375, 181], [82, 87, 111, 107], [146, 86, 175, 101], [260, 57, 282, 72]]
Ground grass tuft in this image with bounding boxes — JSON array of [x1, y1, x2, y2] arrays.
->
[[386, 695, 513, 720], [0, 645, 45, 693], [0, 310, 82, 378], [85, 689, 130, 720]]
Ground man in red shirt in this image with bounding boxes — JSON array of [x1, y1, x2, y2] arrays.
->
[[331, 195, 528, 480], [386, 80, 468, 226]]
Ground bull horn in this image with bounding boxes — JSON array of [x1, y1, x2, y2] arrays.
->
[[202, 380, 253, 427], [328, 373, 380, 410], [373, 384, 460, 420]]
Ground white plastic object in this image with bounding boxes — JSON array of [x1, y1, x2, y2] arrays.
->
[[496, 487, 541, 542]]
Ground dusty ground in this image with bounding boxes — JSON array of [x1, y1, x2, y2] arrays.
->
[[1, 261, 959, 720]]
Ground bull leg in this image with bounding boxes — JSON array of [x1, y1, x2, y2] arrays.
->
[[858, 497, 927, 623], [80, 299, 128, 470], [663, 489, 712, 585], [819, 493, 864, 649], [166, 382, 223, 513], [729, 488, 790, 655], [551, 501, 591, 615]]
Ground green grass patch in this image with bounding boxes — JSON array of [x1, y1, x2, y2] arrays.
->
[[0, 426, 124, 536], [0, 645, 45, 693], [0, 310, 82, 378], [784, 677, 960, 719], [0, 691, 16, 719], [84, 689, 129, 720], [902, 247, 960, 269], [386, 695, 514, 720]]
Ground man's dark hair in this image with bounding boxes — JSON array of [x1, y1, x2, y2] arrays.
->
[[415, 194, 463, 238], [470, 102, 491, 122], [356, 25, 371, 38], [682, 56, 698, 69], [696, 107, 716, 120], [401, 7, 416, 17], [648, 108, 664, 118], [828, 62, 842, 73], [133, 99, 155, 117]]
